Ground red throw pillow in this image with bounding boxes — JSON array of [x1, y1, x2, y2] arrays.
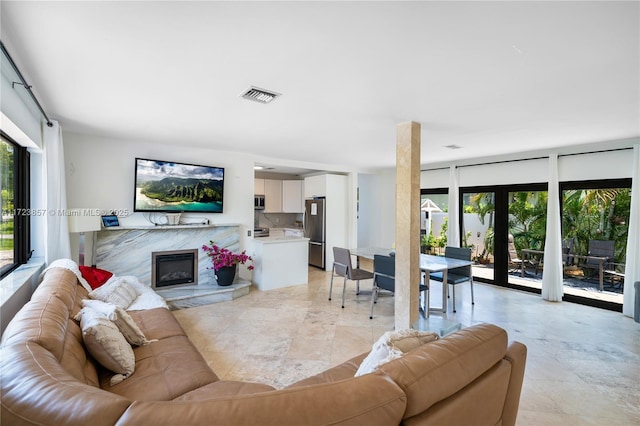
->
[[79, 266, 114, 290]]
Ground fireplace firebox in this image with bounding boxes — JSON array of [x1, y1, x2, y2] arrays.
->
[[152, 249, 198, 289]]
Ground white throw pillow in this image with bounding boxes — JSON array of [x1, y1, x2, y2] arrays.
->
[[355, 329, 439, 377], [89, 277, 139, 309], [81, 299, 151, 346], [77, 306, 135, 385]]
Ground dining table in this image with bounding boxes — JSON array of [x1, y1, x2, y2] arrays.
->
[[420, 253, 473, 313], [349, 247, 473, 313]]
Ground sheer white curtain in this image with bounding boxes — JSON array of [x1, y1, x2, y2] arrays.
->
[[623, 145, 640, 318], [541, 154, 563, 302], [447, 165, 460, 248], [43, 120, 71, 263]]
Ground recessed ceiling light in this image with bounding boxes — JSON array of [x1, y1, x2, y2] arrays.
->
[[240, 86, 281, 104], [254, 165, 264, 170], [444, 144, 463, 150]]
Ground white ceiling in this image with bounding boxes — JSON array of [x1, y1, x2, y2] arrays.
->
[[1, 1, 638, 173]]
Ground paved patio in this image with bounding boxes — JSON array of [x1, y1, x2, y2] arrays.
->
[[472, 264, 624, 305]]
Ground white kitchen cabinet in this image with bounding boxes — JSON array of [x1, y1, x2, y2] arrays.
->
[[254, 178, 265, 195], [264, 179, 283, 213], [304, 175, 326, 198], [282, 180, 304, 213], [253, 237, 309, 291]]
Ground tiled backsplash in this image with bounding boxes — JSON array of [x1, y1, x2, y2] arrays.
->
[[254, 212, 303, 229]]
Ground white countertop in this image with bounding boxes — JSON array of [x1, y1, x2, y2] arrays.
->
[[253, 236, 309, 244]]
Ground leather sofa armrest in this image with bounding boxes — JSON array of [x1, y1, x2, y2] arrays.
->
[[287, 352, 368, 388], [501, 341, 528, 426], [1, 342, 132, 426]]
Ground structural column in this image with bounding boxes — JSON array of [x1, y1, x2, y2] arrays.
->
[[395, 121, 421, 330]]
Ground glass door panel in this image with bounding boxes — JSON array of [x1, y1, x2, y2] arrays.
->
[[420, 193, 448, 255], [507, 191, 548, 289], [462, 192, 495, 282], [561, 186, 629, 305]]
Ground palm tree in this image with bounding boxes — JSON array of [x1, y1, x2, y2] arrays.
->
[[468, 193, 495, 260], [509, 192, 547, 252], [561, 188, 629, 263]]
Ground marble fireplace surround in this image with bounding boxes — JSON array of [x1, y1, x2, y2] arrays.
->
[[95, 224, 250, 308]]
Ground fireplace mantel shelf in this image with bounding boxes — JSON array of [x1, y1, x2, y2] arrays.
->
[[99, 223, 240, 231]]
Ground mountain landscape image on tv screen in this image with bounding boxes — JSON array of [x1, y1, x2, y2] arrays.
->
[[134, 158, 224, 213]]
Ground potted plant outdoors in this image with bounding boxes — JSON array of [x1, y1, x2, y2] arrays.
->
[[421, 232, 437, 254], [201, 241, 254, 286]]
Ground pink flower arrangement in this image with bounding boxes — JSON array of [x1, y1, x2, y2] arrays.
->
[[202, 241, 254, 271]]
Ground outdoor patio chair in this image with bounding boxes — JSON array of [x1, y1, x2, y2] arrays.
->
[[562, 238, 575, 266], [507, 234, 523, 273], [581, 239, 615, 280], [508, 234, 541, 275], [604, 262, 625, 290]]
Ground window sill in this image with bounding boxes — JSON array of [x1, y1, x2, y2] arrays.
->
[[1, 257, 45, 334]]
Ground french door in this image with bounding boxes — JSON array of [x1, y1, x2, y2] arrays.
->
[[460, 184, 547, 292], [459, 181, 628, 310]]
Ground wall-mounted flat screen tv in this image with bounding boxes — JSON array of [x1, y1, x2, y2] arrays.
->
[[134, 158, 224, 213]]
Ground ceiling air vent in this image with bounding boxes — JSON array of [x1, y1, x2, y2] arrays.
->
[[239, 86, 281, 104], [444, 144, 463, 150]]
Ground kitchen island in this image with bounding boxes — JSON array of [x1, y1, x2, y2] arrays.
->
[[252, 236, 309, 291]]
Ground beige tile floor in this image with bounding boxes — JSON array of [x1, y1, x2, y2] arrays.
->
[[174, 266, 640, 425]]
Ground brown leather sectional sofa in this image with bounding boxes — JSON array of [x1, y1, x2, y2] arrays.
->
[[1, 267, 527, 425]]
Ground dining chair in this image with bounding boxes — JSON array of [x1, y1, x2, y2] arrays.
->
[[369, 254, 395, 319], [419, 273, 430, 319], [369, 254, 430, 319], [329, 247, 374, 308], [429, 246, 473, 313]]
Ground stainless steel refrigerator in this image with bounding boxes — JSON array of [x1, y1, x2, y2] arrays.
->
[[304, 198, 326, 269]]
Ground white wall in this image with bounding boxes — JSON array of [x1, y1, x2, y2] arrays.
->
[[1, 68, 43, 149], [357, 169, 396, 249], [430, 212, 491, 256], [357, 173, 379, 248], [0, 59, 47, 258], [63, 132, 256, 277], [0, 52, 47, 329], [459, 158, 549, 187], [359, 147, 638, 251], [346, 172, 358, 249], [558, 150, 635, 182], [420, 167, 448, 190], [420, 149, 636, 190]]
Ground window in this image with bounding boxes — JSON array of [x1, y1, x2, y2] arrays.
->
[[420, 190, 448, 255], [451, 180, 628, 310], [459, 184, 547, 290], [560, 179, 631, 307], [506, 190, 548, 289], [462, 191, 496, 282], [1, 133, 30, 278]]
